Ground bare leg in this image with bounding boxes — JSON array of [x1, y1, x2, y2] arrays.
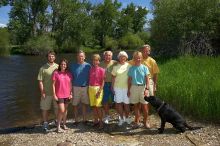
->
[[116, 103, 123, 119], [124, 103, 130, 118], [82, 103, 87, 122], [73, 105, 78, 122], [141, 103, 150, 128], [62, 103, 69, 125], [42, 110, 49, 122], [57, 103, 65, 131], [134, 103, 141, 124]]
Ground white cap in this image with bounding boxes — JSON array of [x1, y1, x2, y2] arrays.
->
[[117, 51, 128, 59]]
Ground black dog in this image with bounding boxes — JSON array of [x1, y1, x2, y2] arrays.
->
[[144, 96, 193, 133]]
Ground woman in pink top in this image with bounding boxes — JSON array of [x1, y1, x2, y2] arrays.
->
[[52, 59, 73, 133], [89, 54, 105, 129]]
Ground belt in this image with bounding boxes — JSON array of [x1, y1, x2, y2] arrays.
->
[[133, 84, 145, 86], [75, 86, 86, 87]]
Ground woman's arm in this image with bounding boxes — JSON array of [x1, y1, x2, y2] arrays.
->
[[52, 80, 58, 101]]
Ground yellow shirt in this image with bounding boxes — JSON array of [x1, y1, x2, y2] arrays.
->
[[112, 62, 131, 89], [100, 60, 117, 82], [128, 57, 159, 78]]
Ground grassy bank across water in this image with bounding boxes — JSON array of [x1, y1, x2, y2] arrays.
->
[[157, 56, 220, 122]]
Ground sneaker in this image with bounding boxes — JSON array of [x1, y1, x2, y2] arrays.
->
[[124, 118, 132, 124], [42, 122, 49, 132], [118, 118, 124, 126], [103, 115, 110, 124]]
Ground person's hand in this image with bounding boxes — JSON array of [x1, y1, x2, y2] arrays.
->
[[69, 94, 73, 99], [144, 89, 149, 97], [41, 92, 46, 99], [127, 90, 130, 97], [53, 95, 58, 101], [96, 90, 101, 98], [111, 86, 115, 95]]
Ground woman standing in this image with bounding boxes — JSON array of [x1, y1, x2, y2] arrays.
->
[[128, 51, 150, 128], [52, 59, 73, 133], [112, 51, 131, 126], [89, 54, 105, 129]]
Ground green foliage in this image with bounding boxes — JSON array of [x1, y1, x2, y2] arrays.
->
[[24, 35, 57, 55], [151, 0, 220, 56], [119, 32, 144, 50], [0, 28, 10, 55], [103, 36, 118, 50], [6, 0, 149, 54], [137, 31, 150, 44], [157, 56, 220, 121], [117, 3, 148, 38]]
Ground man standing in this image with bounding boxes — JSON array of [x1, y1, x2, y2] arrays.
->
[[100, 51, 117, 124], [38, 51, 58, 132], [70, 50, 91, 124], [141, 44, 159, 97]]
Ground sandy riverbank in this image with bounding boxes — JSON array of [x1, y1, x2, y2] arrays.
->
[[0, 114, 219, 146]]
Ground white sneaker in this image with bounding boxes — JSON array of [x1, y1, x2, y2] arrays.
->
[[124, 118, 132, 124], [118, 118, 124, 126], [103, 117, 109, 124]]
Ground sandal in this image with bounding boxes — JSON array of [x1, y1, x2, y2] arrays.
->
[[62, 124, 69, 130], [57, 127, 64, 133], [132, 123, 142, 129]]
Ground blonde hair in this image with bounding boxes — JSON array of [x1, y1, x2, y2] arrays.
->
[[92, 54, 101, 61], [132, 51, 143, 59]]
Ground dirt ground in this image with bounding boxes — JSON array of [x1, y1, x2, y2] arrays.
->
[[0, 113, 219, 146]]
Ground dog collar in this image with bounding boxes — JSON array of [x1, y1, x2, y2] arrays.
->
[[157, 101, 165, 113]]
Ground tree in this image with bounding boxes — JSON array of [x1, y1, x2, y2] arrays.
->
[[0, 28, 10, 55], [151, 0, 220, 56], [92, 0, 121, 47]]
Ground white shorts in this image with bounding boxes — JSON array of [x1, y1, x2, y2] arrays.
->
[[114, 88, 129, 104]]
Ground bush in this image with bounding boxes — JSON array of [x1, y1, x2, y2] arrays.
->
[[0, 28, 10, 55], [119, 32, 144, 50], [103, 36, 118, 51], [137, 31, 150, 44], [24, 35, 57, 55]]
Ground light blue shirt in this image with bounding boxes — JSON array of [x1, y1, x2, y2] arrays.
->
[[128, 64, 150, 85], [70, 62, 91, 86]]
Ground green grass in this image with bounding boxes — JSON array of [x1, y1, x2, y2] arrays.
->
[[157, 56, 220, 121]]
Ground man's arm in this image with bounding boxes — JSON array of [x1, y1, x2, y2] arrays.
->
[[39, 80, 45, 98]]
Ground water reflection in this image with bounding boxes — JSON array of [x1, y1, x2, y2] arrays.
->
[[0, 51, 133, 129]]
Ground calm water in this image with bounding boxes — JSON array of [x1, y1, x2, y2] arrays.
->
[[0, 52, 133, 129]]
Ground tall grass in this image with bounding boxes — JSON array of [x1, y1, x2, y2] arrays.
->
[[157, 56, 220, 121]]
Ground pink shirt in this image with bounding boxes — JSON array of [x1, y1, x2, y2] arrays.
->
[[89, 66, 105, 86], [52, 70, 73, 98]]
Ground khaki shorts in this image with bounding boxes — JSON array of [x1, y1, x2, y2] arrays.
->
[[129, 85, 148, 104], [40, 96, 57, 110], [149, 79, 154, 96], [72, 86, 89, 106]]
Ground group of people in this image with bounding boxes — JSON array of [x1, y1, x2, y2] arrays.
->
[[37, 44, 159, 133]]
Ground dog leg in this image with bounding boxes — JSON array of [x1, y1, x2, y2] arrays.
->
[[158, 119, 166, 134], [184, 122, 193, 130]]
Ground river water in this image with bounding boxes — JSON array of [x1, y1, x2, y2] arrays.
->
[[0, 52, 133, 129]]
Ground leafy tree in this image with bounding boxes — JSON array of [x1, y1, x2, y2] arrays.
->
[[92, 0, 121, 47], [119, 32, 144, 50], [117, 3, 148, 38], [151, 0, 220, 56], [0, 28, 10, 55]]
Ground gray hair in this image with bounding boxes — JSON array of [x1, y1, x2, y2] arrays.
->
[[103, 50, 113, 56], [117, 51, 128, 59]]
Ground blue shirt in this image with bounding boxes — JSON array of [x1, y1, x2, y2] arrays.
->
[[70, 62, 91, 86], [128, 64, 150, 85]]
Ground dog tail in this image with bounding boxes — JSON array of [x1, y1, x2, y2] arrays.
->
[[185, 122, 202, 130]]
